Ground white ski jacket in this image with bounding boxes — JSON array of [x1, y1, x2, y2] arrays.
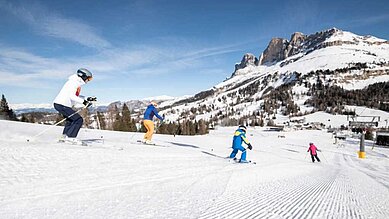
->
[[53, 74, 86, 107]]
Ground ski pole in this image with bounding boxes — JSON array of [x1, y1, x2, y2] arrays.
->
[[94, 102, 101, 130], [320, 151, 328, 163], [27, 106, 86, 142], [91, 102, 106, 144], [128, 131, 138, 141], [127, 119, 142, 141]]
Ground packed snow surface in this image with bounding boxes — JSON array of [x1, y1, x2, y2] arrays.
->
[[0, 120, 388, 218]]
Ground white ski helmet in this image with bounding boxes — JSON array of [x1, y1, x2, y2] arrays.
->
[[77, 68, 93, 82]]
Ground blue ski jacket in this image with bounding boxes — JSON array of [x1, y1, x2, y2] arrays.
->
[[143, 104, 164, 121], [232, 128, 250, 149]]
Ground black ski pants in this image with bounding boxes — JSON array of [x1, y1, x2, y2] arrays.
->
[[54, 103, 83, 138], [311, 154, 321, 162]]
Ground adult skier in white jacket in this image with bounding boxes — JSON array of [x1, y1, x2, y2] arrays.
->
[[53, 68, 96, 144]]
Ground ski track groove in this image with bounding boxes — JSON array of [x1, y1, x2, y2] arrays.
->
[[199, 169, 309, 218], [248, 169, 336, 219], [198, 156, 388, 219], [245, 178, 317, 219], [278, 170, 337, 218], [202, 167, 292, 217], [292, 169, 338, 218], [211, 166, 314, 216], [198, 162, 298, 218], [162, 164, 235, 219], [340, 154, 388, 217]]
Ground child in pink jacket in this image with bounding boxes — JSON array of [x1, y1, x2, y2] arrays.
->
[[307, 143, 321, 163]]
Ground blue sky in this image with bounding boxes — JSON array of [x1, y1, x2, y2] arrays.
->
[[0, 0, 388, 104]]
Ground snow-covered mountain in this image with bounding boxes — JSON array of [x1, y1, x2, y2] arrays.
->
[[158, 28, 389, 124], [10, 103, 109, 115], [142, 95, 175, 101], [106, 95, 177, 114], [9, 103, 55, 114]]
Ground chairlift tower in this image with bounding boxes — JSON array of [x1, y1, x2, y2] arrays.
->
[[348, 115, 380, 159]]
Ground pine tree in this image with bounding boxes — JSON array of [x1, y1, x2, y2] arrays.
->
[[112, 110, 122, 131], [55, 113, 65, 126], [0, 94, 17, 121], [197, 119, 208, 134], [8, 109, 17, 121], [80, 108, 91, 128], [129, 118, 138, 132], [267, 118, 275, 126], [157, 122, 168, 134], [139, 120, 147, 133], [107, 105, 120, 130], [112, 104, 138, 132], [189, 120, 196, 135], [0, 94, 9, 114], [167, 122, 178, 135], [96, 112, 106, 130], [20, 114, 29, 122], [120, 103, 132, 131]]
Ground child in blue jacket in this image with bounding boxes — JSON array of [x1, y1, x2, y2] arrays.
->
[[229, 125, 253, 163]]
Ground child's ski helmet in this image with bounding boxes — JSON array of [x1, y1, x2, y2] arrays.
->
[[77, 68, 93, 82], [239, 125, 247, 132]]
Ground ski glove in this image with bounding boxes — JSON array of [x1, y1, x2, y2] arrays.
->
[[83, 100, 93, 108], [247, 143, 253, 150], [87, 96, 97, 102]]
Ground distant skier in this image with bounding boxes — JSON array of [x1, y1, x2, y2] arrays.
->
[[142, 101, 164, 144], [229, 125, 253, 163], [53, 68, 96, 144], [307, 142, 321, 163]]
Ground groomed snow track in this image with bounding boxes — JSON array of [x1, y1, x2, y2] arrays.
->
[[198, 153, 388, 219]]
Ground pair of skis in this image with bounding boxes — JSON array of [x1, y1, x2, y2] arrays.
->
[[58, 138, 99, 147], [57, 138, 167, 148], [135, 140, 168, 147], [230, 157, 256, 164], [201, 151, 256, 164], [57, 138, 125, 151]]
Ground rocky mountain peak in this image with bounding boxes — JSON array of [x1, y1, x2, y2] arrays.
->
[[286, 32, 306, 57], [290, 32, 305, 45], [259, 28, 342, 65], [259, 38, 289, 66], [232, 28, 345, 75], [233, 53, 259, 75]]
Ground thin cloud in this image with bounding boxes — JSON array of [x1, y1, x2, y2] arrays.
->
[[0, 36, 248, 88], [0, 45, 179, 87], [181, 46, 241, 61], [0, 1, 111, 49]]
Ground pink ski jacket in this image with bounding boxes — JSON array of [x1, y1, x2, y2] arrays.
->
[[308, 144, 318, 155]]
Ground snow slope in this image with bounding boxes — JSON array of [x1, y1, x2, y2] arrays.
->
[[0, 120, 388, 218]]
